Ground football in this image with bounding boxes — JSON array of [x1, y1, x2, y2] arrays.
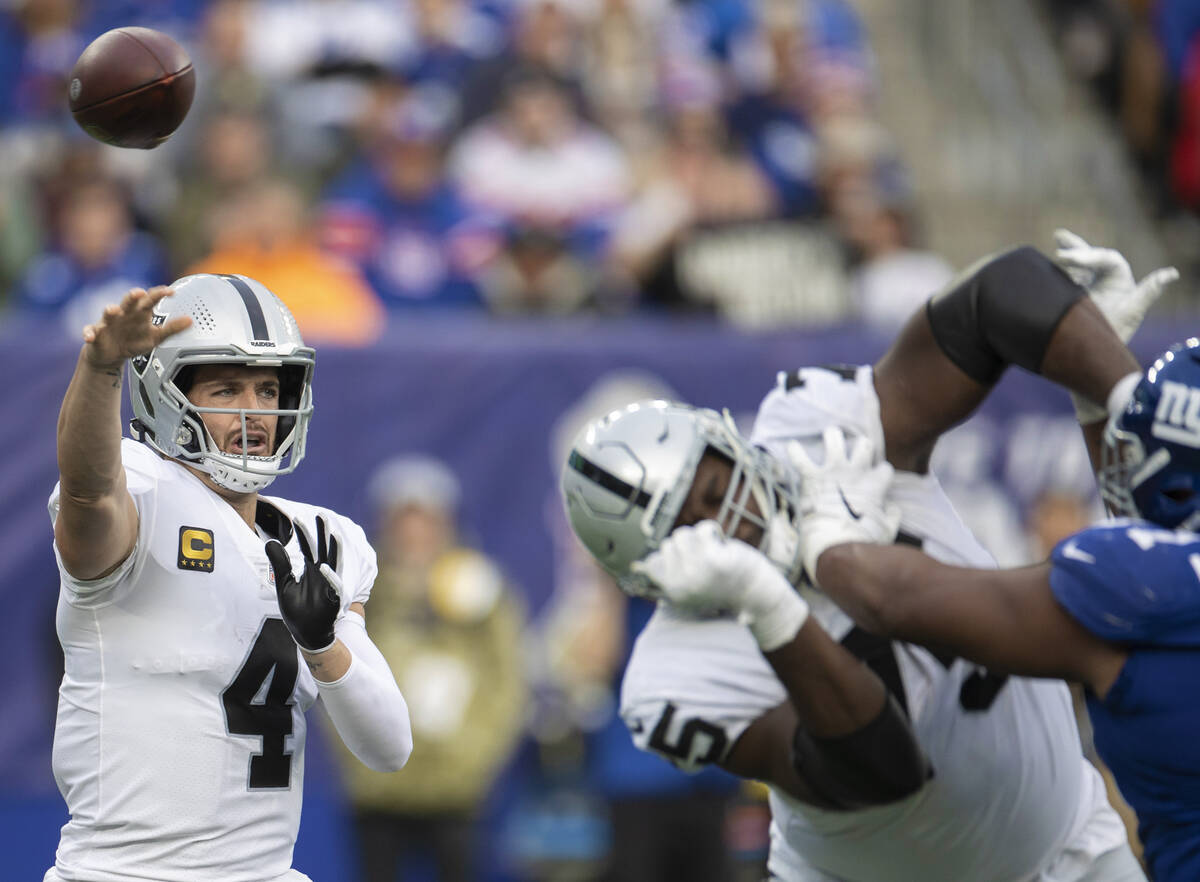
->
[[68, 27, 196, 149]]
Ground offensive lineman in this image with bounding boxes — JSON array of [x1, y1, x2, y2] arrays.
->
[[560, 235, 1165, 880], [793, 344, 1200, 882], [48, 276, 413, 882]]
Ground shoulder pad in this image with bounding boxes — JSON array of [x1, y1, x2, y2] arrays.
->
[[121, 437, 173, 490], [49, 441, 162, 523], [750, 364, 884, 461], [1050, 522, 1200, 645]]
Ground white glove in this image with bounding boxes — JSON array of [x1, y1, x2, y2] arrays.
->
[[1054, 229, 1178, 422], [787, 427, 901, 587], [631, 520, 809, 652]]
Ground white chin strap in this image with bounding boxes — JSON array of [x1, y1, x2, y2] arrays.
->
[[207, 458, 278, 493], [187, 409, 284, 493]]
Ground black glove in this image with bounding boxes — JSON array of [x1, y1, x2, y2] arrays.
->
[[265, 514, 342, 653]]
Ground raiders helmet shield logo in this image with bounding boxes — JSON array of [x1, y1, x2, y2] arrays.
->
[[178, 526, 215, 571]]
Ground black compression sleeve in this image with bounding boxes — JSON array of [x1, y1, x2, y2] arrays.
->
[[926, 246, 1084, 385], [791, 695, 932, 811]]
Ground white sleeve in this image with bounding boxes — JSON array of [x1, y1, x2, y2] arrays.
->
[[619, 607, 787, 773], [317, 610, 413, 772]]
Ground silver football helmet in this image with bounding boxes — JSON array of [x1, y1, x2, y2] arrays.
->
[[128, 273, 315, 493], [560, 400, 804, 598]]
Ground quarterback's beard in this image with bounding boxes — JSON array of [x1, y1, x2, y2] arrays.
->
[[204, 423, 279, 493], [220, 424, 271, 457]]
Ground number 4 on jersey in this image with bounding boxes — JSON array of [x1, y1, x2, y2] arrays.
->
[[221, 618, 299, 789]]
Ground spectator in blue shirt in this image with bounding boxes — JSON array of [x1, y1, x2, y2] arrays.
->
[[320, 90, 498, 309], [15, 177, 166, 332], [0, 0, 85, 131], [725, 0, 874, 217]]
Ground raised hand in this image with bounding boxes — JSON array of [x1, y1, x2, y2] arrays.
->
[[82, 286, 192, 369], [632, 520, 810, 651], [787, 427, 901, 586], [1053, 229, 1177, 344], [265, 515, 344, 654]]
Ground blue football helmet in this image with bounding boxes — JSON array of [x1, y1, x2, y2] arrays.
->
[[1101, 339, 1200, 529]]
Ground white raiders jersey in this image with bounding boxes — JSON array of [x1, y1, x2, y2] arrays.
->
[[46, 439, 375, 882], [620, 365, 1124, 882]]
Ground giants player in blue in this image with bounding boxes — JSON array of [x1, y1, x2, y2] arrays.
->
[[790, 335, 1200, 878]]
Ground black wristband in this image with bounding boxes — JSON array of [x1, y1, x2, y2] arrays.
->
[[927, 246, 1084, 385]]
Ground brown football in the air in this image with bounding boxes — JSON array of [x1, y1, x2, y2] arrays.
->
[[69, 27, 195, 149]]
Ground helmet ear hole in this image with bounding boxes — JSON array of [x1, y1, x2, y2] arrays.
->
[[137, 383, 156, 421]]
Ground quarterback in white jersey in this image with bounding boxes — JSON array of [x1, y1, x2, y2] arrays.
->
[[47, 276, 413, 882], [561, 244, 1149, 880]]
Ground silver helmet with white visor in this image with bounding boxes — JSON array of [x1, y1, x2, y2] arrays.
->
[[128, 273, 315, 493], [560, 399, 804, 598]]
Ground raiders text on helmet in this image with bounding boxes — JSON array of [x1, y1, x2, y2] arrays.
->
[[128, 273, 315, 493]]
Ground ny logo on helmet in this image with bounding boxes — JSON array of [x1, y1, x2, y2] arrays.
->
[[1152, 380, 1200, 447]]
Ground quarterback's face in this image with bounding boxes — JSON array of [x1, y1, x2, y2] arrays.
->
[[675, 451, 765, 547], [187, 364, 280, 458]]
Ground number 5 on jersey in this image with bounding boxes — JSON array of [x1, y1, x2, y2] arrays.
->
[[647, 702, 728, 770]]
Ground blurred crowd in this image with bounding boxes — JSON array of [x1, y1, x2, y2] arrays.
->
[[1044, 0, 1200, 248], [5, 3, 1169, 878], [0, 0, 952, 339]]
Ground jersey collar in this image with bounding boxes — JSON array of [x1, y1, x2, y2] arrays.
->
[[255, 499, 294, 544]]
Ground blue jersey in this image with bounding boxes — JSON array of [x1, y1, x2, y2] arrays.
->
[[319, 160, 497, 309], [1050, 521, 1200, 880]]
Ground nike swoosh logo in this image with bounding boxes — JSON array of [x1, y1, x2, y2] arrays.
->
[[1061, 540, 1096, 564], [838, 488, 862, 520]]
